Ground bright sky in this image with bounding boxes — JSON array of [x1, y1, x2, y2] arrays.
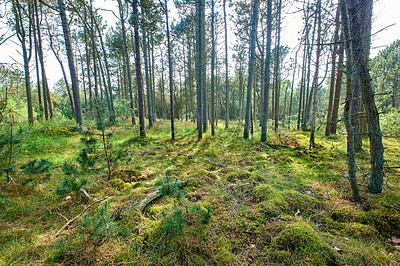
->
[[0, 0, 399, 90]]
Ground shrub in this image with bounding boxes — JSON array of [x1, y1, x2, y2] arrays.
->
[[20, 159, 53, 174], [79, 203, 114, 251], [55, 163, 87, 196]]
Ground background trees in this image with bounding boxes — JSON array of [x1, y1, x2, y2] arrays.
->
[[0, 0, 395, 198]]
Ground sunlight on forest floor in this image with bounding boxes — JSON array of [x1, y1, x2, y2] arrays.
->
[[1, 119, 399, 265]]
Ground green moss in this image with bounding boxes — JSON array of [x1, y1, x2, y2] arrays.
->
[[109, 178, 125, 191], [330, 205, 366, 223], [226, 170, 251, 182], [343, 222, 379, 240], [273, 220, 337, 265], [284, 190, 323, 216]]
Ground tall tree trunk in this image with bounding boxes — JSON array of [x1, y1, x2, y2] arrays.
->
[[35, 0, 52, 119], [274, 0, 282, 132], [309, 0, 322, 148], [243, 0, 259, 139], [261, 0, 272, 141], [223, 0, 229, 129], [58, 0, 83, 125], [330, 31, 344, 134], [288, 49, 298, 128], [118, 0, 135, 125], [325, 5, 341, 136], [83, 8, 93, 111], [347, 0, 384, 194], [211, 0, 216, 135], [201, 0, 207, 133], [143, 32, 153, 127], [131, 0, 146, 137], [95, 18, 115, 124], [164, 0, 174, 139], [196, 0, 205, 139], [341, 0, 361, 201], [160, 50, 166, 120]]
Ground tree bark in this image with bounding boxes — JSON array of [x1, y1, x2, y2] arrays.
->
[[131, 0, 146, 137], [260, 0, 272, 142], [164, 0, 174, 140], [243, 0, 259, 139], [223, 0, 229, 129], [309, 0, 322, 148], [347, 0, 384, 194]]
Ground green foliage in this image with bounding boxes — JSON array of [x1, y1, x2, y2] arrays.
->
[[113, 98, 131, 122], [380, 108, 400, 138], [79, 203, 114, 250], [77, 136, 97, 170], [161, 206, 186, 235], [20, 159, 53, 174], [55, 163, 87, 196], [156, 170, 184, 198], [191, 203, 213, 225]]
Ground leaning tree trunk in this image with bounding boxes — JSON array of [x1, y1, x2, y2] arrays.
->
[[58, 0, 83, 126]]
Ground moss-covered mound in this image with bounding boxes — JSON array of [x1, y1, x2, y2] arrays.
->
[[273, 220, 337, 265]]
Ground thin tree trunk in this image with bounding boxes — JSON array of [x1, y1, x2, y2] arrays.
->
[[309, 0, 322, 148], [261, 0, 272, 141], [118, 0, 135, 125], [288, 49, 298, 128], [196, 0, 205, 139], [244, 0, 259, 139], [341, 0, 361, 201], [223, 0, 229, 129], [211, 0, 216, 135], [164, 0, 174, 140], [330, 31, 344, 134], [131, 0, 146, 137], [274, 0, 282, 132], [325, 5, 341, 136]]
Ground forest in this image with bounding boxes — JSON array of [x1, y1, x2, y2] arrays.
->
[[1, 0, 400, 264]]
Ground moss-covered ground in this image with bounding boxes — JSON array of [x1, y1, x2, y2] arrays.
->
[[1, 119, 400, 265]]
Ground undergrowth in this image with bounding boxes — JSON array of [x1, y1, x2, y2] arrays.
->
[[0, 118, 399, 265]]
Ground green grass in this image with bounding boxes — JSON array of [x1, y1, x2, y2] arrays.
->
[[0, 117, 400, 265]]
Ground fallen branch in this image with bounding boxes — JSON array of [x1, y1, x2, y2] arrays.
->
[[154, 142, 172, 151], [53, 196, 108, 239], [134, 180, 188, 212], [136, 190, 163, 212], [79, 188, 92, 202]]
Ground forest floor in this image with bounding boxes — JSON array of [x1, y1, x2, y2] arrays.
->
[[1, 119, 400, 265]]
